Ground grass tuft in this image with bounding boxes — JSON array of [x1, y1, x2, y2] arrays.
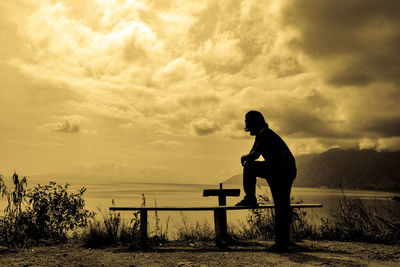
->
[[175, 213, 214, 242]]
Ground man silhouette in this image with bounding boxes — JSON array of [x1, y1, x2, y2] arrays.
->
[[235, 110, 296, 251]]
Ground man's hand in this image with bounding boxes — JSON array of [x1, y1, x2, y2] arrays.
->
[[241, 151, 260, 166]]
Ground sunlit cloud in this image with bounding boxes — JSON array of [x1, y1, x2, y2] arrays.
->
[[281, 0, 400, 87], [191, 118, 221, 136], [150, 139, 182, 147], [42, 115, 86, 133], [1, 0, 399, 180], [377, 137, 400, 152], [71, 160, 133, 174], [358, 137, 377, 150]]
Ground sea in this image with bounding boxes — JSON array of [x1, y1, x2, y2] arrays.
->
[[1, 178, 397, 238]]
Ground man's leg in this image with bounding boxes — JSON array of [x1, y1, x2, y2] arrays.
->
[[236, 161, 268, 206], [271, 179, 292, 247], [242, 162, 257, 198], [266, 174, 294, 249]]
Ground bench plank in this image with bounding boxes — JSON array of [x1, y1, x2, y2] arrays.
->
[[109, 203, 322, 211]]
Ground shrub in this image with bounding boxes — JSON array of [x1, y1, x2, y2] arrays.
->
[[25, 182, 95, 242], [0, 173, 95, 247], [0, 209, 36, 247]]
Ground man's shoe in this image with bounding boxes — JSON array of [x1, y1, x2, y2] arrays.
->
[[235, 197, 258, 207]]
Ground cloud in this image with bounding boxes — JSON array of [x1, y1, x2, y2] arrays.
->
[[2, 0, 400, 160], [150, 57, 207, 88], [358, 137, 377, 150], [281, 0, 400, 86], [71, 160, 133, 174], [150, 139, 182, 147], [287, 137, 336, 155], [191, 118, 220, 136], [362, 115, 400, 137], [377, 137, 400, 151], [268, 56, 304, 78], [44, 115, 86, 133], [334, 83, 400, 138], [275, 109, 341, 137], [194, 32, 244, 71], [119, 122, 135, 130], [82, 129, 98, 135], [212, 84, 350, 140]]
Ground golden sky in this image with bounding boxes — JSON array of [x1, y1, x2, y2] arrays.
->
[[1, 0, 400, 184]]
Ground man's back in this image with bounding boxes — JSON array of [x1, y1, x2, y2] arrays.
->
[[253, 128, 296, 167]]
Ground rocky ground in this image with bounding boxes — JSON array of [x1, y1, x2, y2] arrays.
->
[[1, 240, 400, 266]]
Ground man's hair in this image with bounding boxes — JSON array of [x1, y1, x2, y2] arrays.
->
[[245, 110, 269, 131]]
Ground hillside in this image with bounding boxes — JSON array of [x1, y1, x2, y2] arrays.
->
[[223, 149, 400, 190]]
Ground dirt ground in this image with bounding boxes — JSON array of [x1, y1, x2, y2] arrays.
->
[[1, 240, 399, 267]]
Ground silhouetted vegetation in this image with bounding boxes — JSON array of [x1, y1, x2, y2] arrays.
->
[[311, 190, 400, 244], [175, 214, 214, 242], [1, 173, 399, 248], [81, 209, 141, 248], [239, 191, 400, 245], [80, 195, 169, 249], [81, 197, 143, 248], [0, 173, 94, 247], [238, 193, 313, 241], [152, 199, 170, 244]]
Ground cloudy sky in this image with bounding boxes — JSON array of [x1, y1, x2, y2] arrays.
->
[[1, 0, 399, 184]]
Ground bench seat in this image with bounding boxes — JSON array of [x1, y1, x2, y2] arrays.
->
[[109, 203, 322, 211]]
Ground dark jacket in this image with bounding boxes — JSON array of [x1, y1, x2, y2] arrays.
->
[[250, 127, 296, 170]]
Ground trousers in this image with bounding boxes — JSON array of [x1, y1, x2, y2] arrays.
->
[[243, 161, 296, 246]]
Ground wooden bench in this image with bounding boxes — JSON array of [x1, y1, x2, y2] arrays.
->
[[109, 203, 323, 247]]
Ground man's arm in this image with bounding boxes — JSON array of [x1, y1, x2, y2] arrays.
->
[[241, 138, 262, 166], [241, 130, 269, 166], [241, 150, 261, 166]]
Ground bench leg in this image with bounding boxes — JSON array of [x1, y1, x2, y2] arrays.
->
[[213, 209, 228, 247], [139, 209, 148, 247]]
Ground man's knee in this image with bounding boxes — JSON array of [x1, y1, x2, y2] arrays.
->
[[244, 161, 254, 171], [244, 161, 268, 175]]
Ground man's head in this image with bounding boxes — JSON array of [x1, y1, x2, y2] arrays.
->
[[245, 110, 269, 135]]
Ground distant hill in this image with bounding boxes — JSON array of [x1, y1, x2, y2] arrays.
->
[[223, 149, 400, 190], [294, 148, 400, 190]]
